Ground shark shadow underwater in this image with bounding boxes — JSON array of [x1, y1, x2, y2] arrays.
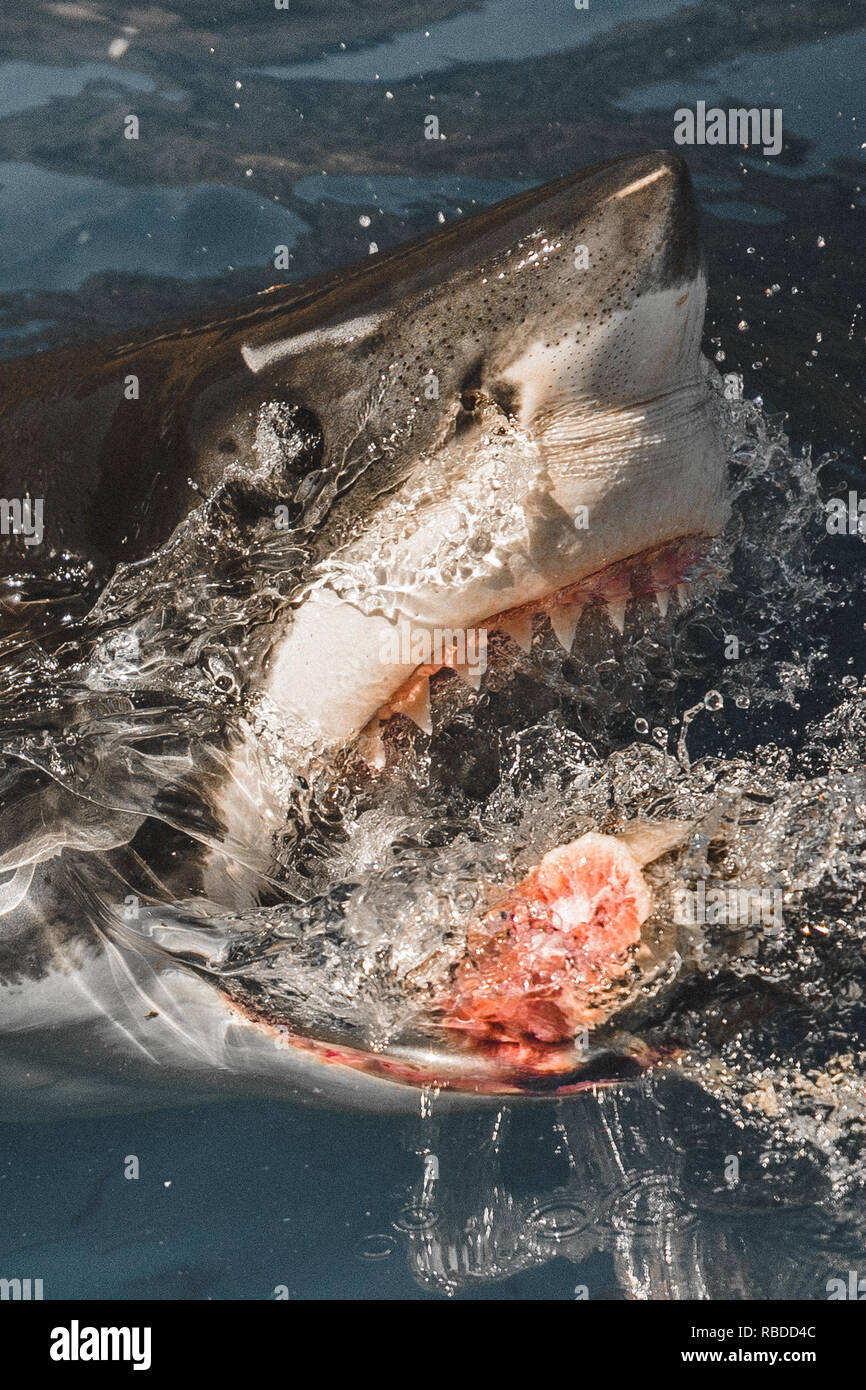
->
[[0, 150, 860, 1143]]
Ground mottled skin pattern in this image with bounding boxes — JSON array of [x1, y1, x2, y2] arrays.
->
[[0, 152, 700, 577]]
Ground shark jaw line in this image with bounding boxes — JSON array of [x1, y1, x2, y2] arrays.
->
[[213, 819, 694, 1096], [357, 531, 714, 755], [218, 986, 667, 1097]]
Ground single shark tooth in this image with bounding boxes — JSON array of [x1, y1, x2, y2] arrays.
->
[[548, 604, 580, 652], [655, 589, 670, 619], [356, 721, 387, 771], [605, 599, 627, 634], [453, 662, 483, 690], [497, 613, 534, 653], [676, 582, 691, 608], [615, 818, 692, 866], [392, 677, 433, 734]]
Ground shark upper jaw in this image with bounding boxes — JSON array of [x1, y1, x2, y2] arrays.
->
[[245, 151, 727, 777]]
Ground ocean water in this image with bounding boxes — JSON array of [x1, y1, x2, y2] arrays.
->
[[0, 0, 865, 1300]]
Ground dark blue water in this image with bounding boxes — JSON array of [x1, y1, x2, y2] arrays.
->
[[1, 0, 865, 1300]]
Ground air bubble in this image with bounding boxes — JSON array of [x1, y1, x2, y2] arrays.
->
[[392, 1204, 439, 1233], [358, 1234, 396, 1260], [527, 1196, 588, 1243]]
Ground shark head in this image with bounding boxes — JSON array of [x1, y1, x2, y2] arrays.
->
[[0, 152, 731, 1117], [205, 151, 726, 871]]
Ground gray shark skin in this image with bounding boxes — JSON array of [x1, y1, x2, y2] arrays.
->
[[0, 151, 729, 1118], [0, 150, 712, 576]]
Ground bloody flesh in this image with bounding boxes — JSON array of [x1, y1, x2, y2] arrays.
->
[[439, 833, 652, 1045]]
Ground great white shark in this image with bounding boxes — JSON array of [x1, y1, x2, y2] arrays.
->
[[0, 151, 730, 1118]]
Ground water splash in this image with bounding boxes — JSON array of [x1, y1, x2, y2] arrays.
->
[[1, 386, 865, 1203]]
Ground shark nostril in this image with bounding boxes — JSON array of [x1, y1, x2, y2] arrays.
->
[[455, 377, 485, 435]]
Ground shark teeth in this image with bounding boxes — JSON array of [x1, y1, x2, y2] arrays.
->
[[605, 599, 627, 635], [496, 613, 534, 653], [391, 676, 433, 734], [676, 582, 692, 608], [655, 589, 670, 619], [357, 721, 387, 770], [453, 662, 483, 690], [548, 604, 581, 652]]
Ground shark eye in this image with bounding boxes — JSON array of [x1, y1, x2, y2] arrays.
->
[[205, 650, 239, 697], [459, 388, 485, 413], [459, 357, 484, 397], [455, 379, 518, 436], [256, 402, 324, 483]]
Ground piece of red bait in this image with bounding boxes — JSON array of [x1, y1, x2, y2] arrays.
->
[[439, 829, 679, 1046]]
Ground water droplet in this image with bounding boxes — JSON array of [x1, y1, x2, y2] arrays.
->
[[704, 690, 724, 711], [527, 1196, 588, 1243], [392, 1204, 439, 1234], [358, 1233, 395, 1260], [611, 1177, 695, 1233]]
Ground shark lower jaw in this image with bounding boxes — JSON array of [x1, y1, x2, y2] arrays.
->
[[216, 786, 697, 1099], [203, 529, 718, 1093], [219, 987, 670, 1098]]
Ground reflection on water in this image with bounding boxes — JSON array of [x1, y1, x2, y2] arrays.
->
[[0, 162, 308, 291], [0, 60, 156, 118], [0, 0, 862, 453], [259, 0, 687, 82], [2, 1080, 860, 1300], [618, 26, 866, 174]]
